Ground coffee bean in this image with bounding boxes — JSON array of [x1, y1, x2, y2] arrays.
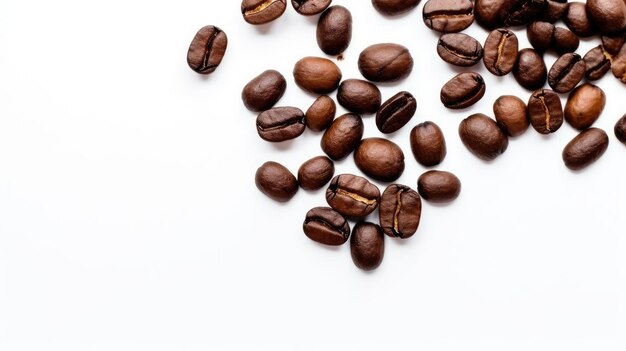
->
[[255, 161, 299, 202], [586, 0, 626, 34], [326, 174, 380, 217], [611, 46, 626, 83], [513, 48, 547, 91], [527, 89, 564, 134], [298, 156, 335, 191], [553, 27, 580, 54], [474, 0, 505, 28], [539, 0, 569, 23], [337, 79, 382, 115], [350, 222, 385, 271], [459, 113, 509, 161], [548, 53, 586, 93], [475, 0, 546, 28], [410, 121, 447, 167], [358, 43, 414, 82], [527, 22, 555, 53], [379, 184, 422, 238], [293, 57, 342, 94], [602, 32, 626, 55], [564, 2, 596, 37], [186, 25, 228, 75], [291, 0, 332, 15], [493, 95, 530, 137], [483, 29, 518, 76], [562, 128, 609, 170], [584, 45, 612, 81], [242, 0, 287, 24], [317, 5, 352, 56], [256, 107, 306, 142], [564, 83, 606, 130], [303, 207, 350, 246], [241, 70, 287, 112], [354, 138, 405, 182], [376, 91, 417, 134], [615, 114, 626, 144], [417, 170, 461, 203], [305, 95, 336, 132], [437, 33, 483, 67], [372, 0, 421, 15], [321, 113, 364, 160], [422, 0, 475, 33], [440, 72, 486, 109]]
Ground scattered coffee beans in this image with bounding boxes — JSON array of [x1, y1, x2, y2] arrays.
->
[[241, 0, 287, 25], [423, 0, 474, 33], [187, 26, 228, 75], [548, 53, 586, 93], [527, 22, 580, 54], [417, 170, 461, 203], [303, 207, 351, 246], [410, 122, 447, 167], [584, 45, 612, 81], [376, 91, 417, 134], [459, 113, 509, 161], [437, 33, 483, 67], [493, 95, 530, 137], [256, 107, 306, 142], [514, 48, 548, 91], [528, 89, 564, 134], [317, 5, 352, 55], [475, 0, 546, 28], [291, 0, 332, 16], [372, 0, 420, 16], [440, 72, 486, 109], [305, 95, 336, 132], [298, 156, 335, 191], [350, 222, 385, 271], [564, 84, 606, 130], [326, 174, 381, 217], [255, 161, 299, 202], [483, 29, 518, 76], [293, 57, 342, 94], [321, 113, 364, 160], [354, 138, 405, 182], [337, 79, 382, 115], [562, 128, 609, 170], [379, 184, 422, 238], [358, 43, 414, 82], [615, 114, 626, 144], [242, 70, 287, 112]]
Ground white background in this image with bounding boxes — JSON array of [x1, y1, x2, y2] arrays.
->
[[1, 1, 625, 350]]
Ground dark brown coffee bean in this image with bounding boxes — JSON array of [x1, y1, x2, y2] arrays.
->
[[354, 138, 405, 182], [305, 95, 336, 132], [376, 91, 417, 134], [350, 222, 385, 271], [615, 114, 626, 144], [564, 2, 596, 37], [548, 53, 586, 93], [440, 72, 486, 109], [483, 29, 518, 76], [493, 95, 530, 137], [564, 83, 606, 130], [513, 48, 547, 91], [437, 33, 483, 66], [291, 0, 332, 15], [326, 174, 380, 217], [379, 184, 422, 239], [586, 0, 626, 34], [298, 156, 335, 191], [321, 113, 364, 160], [422, 0, 475, 33], [337, 79, 382, 115], [317, 5, 352, 56], [303, 207, 350, 246], [527, 22, 555, 52], [410, 121, 447, 167], [474, 0, 504, 28], [602, 32, 626, 55], [372, 0, 421, 15], [256, 107, 305, 142], [584, 45, 612, 81], [553, 27, 580, 55], [242, 0, 287, 24], [241, 70, 287, 112], [358, 43, 414, 82], [459, 113, 509, 161], [417, 170, 461, 203], [186, 26, 228, 75], [539, 0, 568, 23], [611, 46, 626, 83], [562, 128, 609, 170], [527, 89, 564, 134], [255, 161, 299, 202], [293, 57, 342, 94], [475, 0, 546, 28]]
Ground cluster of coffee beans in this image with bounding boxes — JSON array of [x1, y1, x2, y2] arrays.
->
[[186, 0, 626, 271]]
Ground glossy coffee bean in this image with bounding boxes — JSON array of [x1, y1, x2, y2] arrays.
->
[[422, 0, 474, 33], [586, 0, 626, 34], [440, 72, 486, 109], [475, 0, 546, 28], [376, 91, 417, 134], [527, 22, 555, 52], [358, 43, 414, 82], [483, 29, 518, 76], [372, 0, 421, 15], [513, 48, 547, 91], [564, 83, 606, 130], [474, 0, 504, 28], [611, 46, 626, 83], [602, 33, 626, 55], [527, 89, 564, 134], [562, 128, 609, 170], [317, 5, 352, 55], [354, 138, 405, 182], [615, 114, 626, 144], [255, 161, 299, 202], [410, 121, 447, 167], [584, 45, 612, 81], [305, 95, 336, 132], [548, 53, 586, 93], [337, 79, 382, 115], [493, 95, 529, 137], [321, 113, 364, 160], [437, 33, 483, 66], [256, 107, 305, 142], [241, 0, 287, 25], [459, 113, 508, 161], [303, 207, 350, 246], [326, 174, 380, 218], [539, 0, 569, 23], [379, 184, 422, 239], [291, 0, 332, 15], [298, 156, 335, 191], [241, 70, 287, 112], [186, 26, 228, 75], [417, 170, 461, 203], [293, 57, 342, 94], [350, 222, 385, 271], [564, 2, 596, 37]]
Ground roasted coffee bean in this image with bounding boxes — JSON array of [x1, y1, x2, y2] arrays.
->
[[527, 22, 555, 52], [303, 207, 350, 246], [539, 0, 569, 23], [293, 57, 342, 94], [358, 43, 414, 82], [255, 161, 299, 202], [474, 0, 504, 28], [241, 70, 287, 112], [241, 0, 287, 24], [291, 0, 332, 15], [475, 0, 546, 28], [615, 114, 626, 144], [422, 0, 474, 33], [410, 121, 447, 167], [350, 222, 385, 271], [337, 79, 382, 115], [326, 174, 380, 217], [562, 128, 609, 170], [321, 113, 364, 160], [553, 27, 580, 54], [527, 89, 564, 134], [513, 48, 547, 91], [379, 184, 422, 239], [305, 95, 336, 132], [417, 170, 461, 203], [483, 29, 518, 76], [459, 113, 509, 161], [437, 33, 483, 66], [611, 46, 626, 83], [586, 0, 626, 34], [564, 83, 606, 130], [317, 5, 352, 55], [548, 53, 586, 93], [602, 33, 626, 55], [298, 156, 335, 191], [584, 45, 612, 81], [440, 72, 486, 109], [186, 25, 228, 75], [256, 107, 306, 142], [493, 95, 530, 137], [376, 91, 417, 134], [354, 138, 405, 182], [564, 2, 596, 37], [372, 0, 420, 15]]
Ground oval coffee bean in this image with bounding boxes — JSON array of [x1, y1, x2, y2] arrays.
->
[[562, 128, 609, 170], [186, 25, 228, 75], [539, 0, 568, 23], [584, 45, 612, 81], [586, 0, 626, 34], [527, 89, 564, 134], [305, 95, 336, 132], [422, 0, 474, 33], [358, 43, 414, 82], [242, 0, 287, 25], [564, 2, 596, 37], [376, 91, 417, 134], [602, 33, 626, 55], [256, 107, 305, 142], [297, 156, 335, 191], [303, 207, 350, 246], [372, 0, 420, 15], [440, 72, 486, 109], [475, 0, 505, 28], [354, 138, 405, 182], [417, 170, 461, 203], [513, 48, 547, 91], [459, 113, 508, 161], [410, 121, 447, 167], [326, 174, 381, 218], [379, 184, 422, 239], [527, 21, 555, 53], [293, 57, 342, 94], [255, 161, 299, 202], [553, 27, 580, 54], [611, 46, 626, 83], [548, 53, 586, 94], [350, 222, 385, 271], [291, 0, 332, 15], [317, 5, 352, 56], [493, 95, 529, 137], [615, 114, 626, 144], [483, 29, 518, 76], [321, 113, 364, 160], [241, 70, 287, 112], [437, 33, 483, 67], [337, 79, 382, 115], [564, 83, 606, 130]]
